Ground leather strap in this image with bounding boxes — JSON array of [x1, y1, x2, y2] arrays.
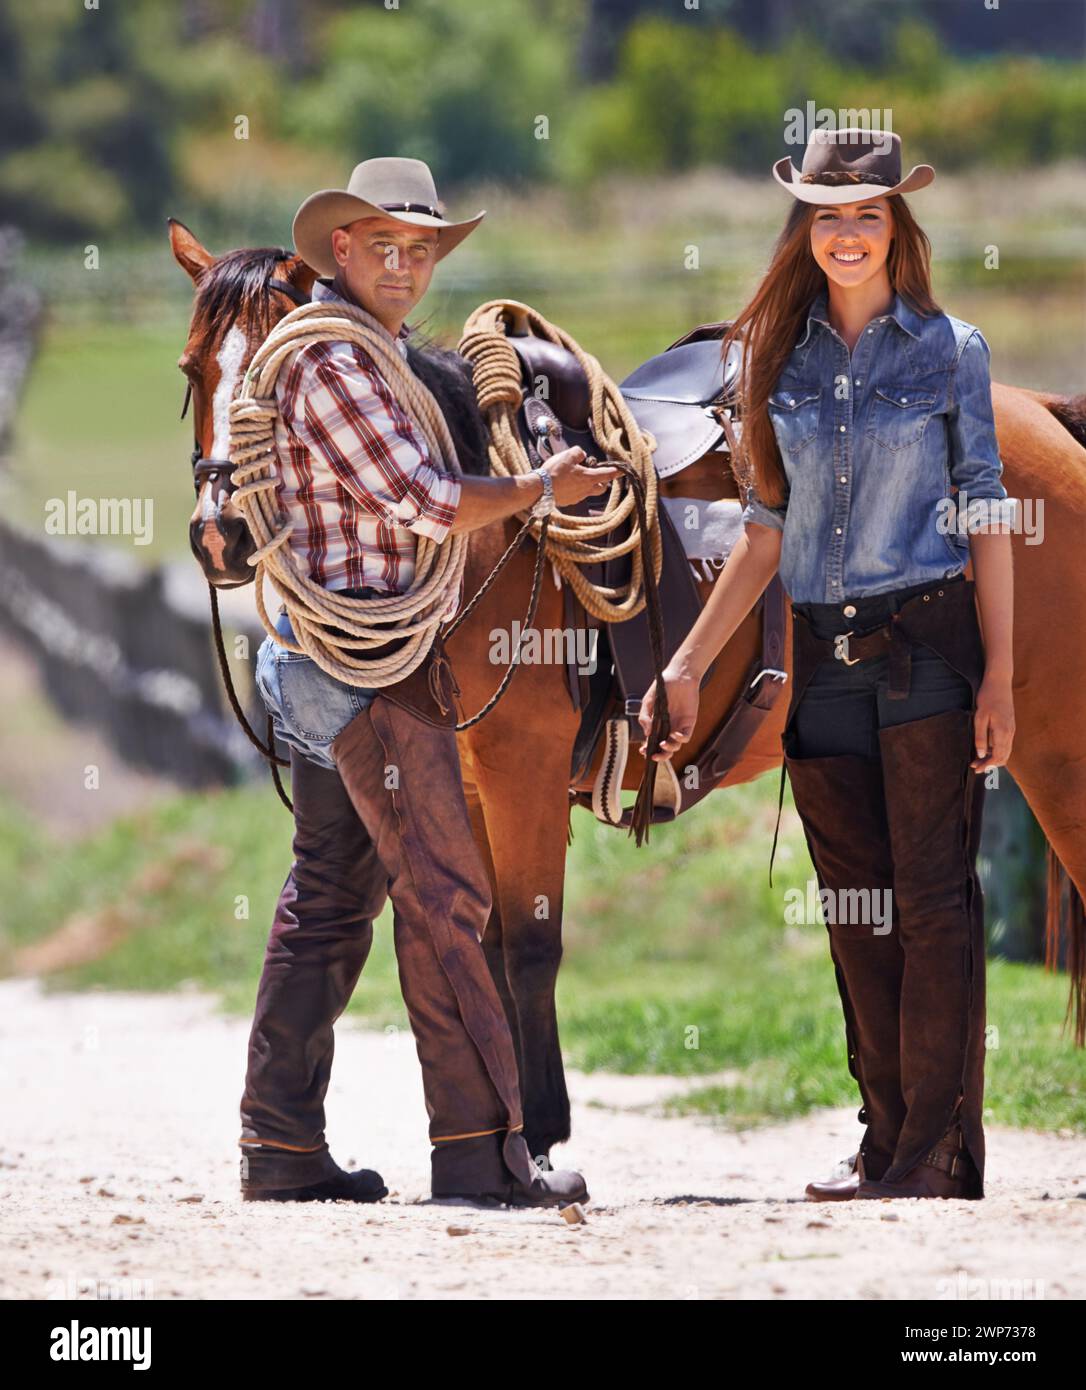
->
[[569, 574, 788, 828], [921, 1128, 965, 1177], [656, 573, 788, 822]]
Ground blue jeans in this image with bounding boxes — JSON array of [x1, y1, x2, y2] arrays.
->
[[255, 606, 379, 771]]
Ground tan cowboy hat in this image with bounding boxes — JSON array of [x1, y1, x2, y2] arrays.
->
[[773, 128, 934, 204], [292, 157, 485, 277]]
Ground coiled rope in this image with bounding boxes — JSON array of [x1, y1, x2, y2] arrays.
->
[[227, 300, 467, 686], [459, 300, 662, 620]]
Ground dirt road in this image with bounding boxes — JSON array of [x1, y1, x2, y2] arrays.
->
[[2, 979, 1083, 1301]]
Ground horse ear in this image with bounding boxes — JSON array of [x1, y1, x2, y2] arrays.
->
[[168, 218, 215, 280], [284, 254, 319, 298]]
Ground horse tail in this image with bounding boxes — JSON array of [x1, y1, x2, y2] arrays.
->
[[1045, 845, 1086, 1046], [1039, 392, 1086, 449]]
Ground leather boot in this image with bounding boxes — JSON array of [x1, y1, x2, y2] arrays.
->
[[875, 709, 986, 1198], [239, 749, 390, 1189], [431, 1131, 589, 1209], [856, 1120, 977, 1199], [330, 696, 586, 1201], [241, 1143, 388, 1203], [784, 751, 905, 1182], [805, 1151, 864, 1202]]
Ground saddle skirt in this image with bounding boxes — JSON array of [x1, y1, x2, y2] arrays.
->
[[619, 325, 743, 478]]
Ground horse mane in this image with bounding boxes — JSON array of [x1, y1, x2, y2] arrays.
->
[[406, 339, 492, 477], [1043, 392, 1086, 451], [192, 245, 294, 342]]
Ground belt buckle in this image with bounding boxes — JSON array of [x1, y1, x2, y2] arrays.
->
[[835, 630, 862, 666]]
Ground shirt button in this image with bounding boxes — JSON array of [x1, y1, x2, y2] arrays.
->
[[854, 378, 861, 385], [839, 424, 846, 432], [839, 475, 847, 483], [788, 397, 795, 406], [843, 604, 857, 618], [835, 527, 843, 535], [900, 396, 908, 403], [867, 328, 874, 334]]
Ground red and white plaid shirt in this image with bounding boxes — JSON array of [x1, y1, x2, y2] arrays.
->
[[272, 281, 462, 594]]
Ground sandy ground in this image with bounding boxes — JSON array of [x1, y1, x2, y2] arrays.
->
[[1, 979, 1084, 1302]]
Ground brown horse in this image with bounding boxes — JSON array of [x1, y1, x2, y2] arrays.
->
[[170, 222, 1086, 1159]]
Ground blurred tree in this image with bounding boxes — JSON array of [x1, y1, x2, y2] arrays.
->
[[564, 9, 1085, 183], [577, 0, 1084, 76], [0, 0, 176, 240], [281, 0, 571, 185]]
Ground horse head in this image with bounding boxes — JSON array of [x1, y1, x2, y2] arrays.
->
[[168, 219, 317, 587]]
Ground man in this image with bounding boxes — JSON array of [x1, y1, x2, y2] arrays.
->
[[239, 158, 616, 1206]]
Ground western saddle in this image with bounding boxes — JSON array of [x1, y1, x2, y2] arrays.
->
[[507, 321, 788, 829]]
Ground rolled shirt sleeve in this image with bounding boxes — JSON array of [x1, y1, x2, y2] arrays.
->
[[947, 329, 1018, 530], [287, 341, 462, 545], [740, 482, 788, 532]]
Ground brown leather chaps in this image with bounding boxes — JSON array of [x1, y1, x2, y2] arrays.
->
[[782, 578, 988, 1197], [239, 640, 537, 1192]]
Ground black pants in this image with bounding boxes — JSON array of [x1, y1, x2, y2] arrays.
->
[[789, 577, 974, 758]]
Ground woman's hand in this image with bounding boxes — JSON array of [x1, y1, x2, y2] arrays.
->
[[971, 671, 1015, 772], [638, 668, 701, 763]]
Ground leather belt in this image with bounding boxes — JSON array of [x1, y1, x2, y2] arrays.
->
[[799, 617, 913, 700]]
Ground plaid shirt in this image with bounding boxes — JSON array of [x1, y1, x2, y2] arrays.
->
[[272, 281, 462, 593]]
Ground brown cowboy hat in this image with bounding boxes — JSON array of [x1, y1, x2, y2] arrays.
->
[[773, 128, 934, 204], [292, 157, 485, 277]]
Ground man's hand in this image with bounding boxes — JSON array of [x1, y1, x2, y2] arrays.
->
[[540, 447, 621, 507], [448, 448, 621, 536]]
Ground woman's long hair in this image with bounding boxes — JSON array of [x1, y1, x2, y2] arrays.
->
[[722, 195, 941, 508]]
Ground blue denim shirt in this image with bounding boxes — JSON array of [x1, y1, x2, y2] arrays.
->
[[739, 287, 1014, 604]]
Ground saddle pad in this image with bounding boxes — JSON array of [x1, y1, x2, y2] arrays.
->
[[660, 497, 745, 562]]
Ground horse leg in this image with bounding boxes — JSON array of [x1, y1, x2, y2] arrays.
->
[[461, 777, 524, 1080], [470, 751, 574, 1161]]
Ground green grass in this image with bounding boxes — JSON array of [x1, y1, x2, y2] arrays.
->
[[2, 772, 1081, 1133]]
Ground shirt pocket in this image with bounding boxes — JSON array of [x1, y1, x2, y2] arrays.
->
[[768, 384, 822, 456], [865, 383, 938, 453]]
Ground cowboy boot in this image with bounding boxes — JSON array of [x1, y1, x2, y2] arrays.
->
[[805, 1150, 864, 1202], [331, 696, 588, 1208], [430, 1131, 589, 1209], [784, 751, 906, 1186], [867, 708, 986, 1199], [239, 749, 392, 1201], [856, 1118, 976, 1200]]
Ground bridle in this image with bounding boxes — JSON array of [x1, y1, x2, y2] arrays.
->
[[182, 274, 313, 813]]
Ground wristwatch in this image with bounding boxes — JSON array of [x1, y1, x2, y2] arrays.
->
[[529, 469, 556, 519]]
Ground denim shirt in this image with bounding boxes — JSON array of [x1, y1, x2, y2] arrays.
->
[[739, 287, 1015, 604]]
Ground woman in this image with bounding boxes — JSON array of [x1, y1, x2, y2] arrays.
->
[[639, 127, 1017, 1201]]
